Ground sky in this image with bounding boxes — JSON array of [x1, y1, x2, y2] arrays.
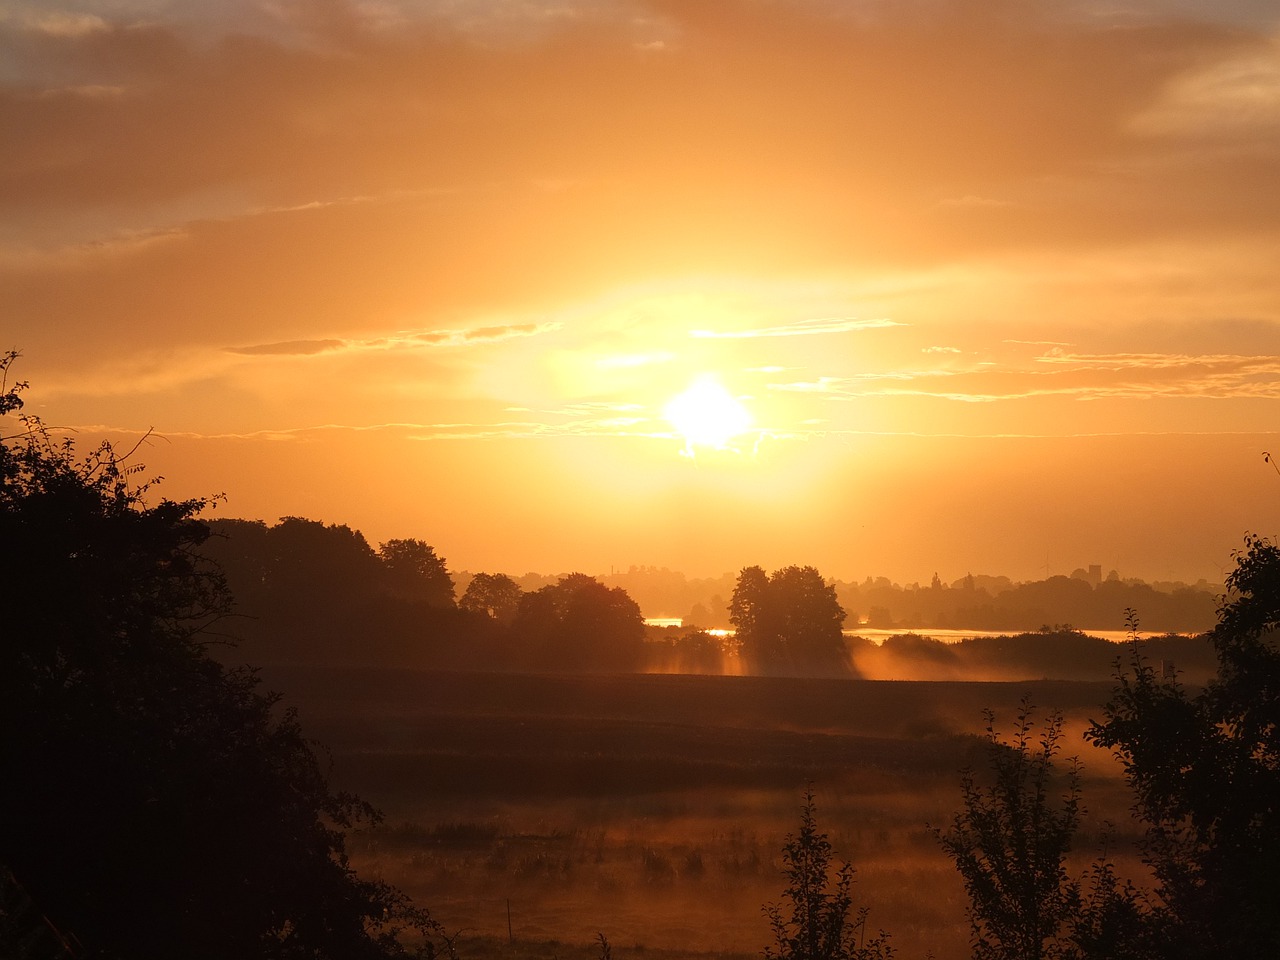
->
[[4, 0, 1280, 585]]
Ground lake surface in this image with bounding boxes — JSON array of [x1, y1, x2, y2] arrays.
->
[[644, 619, 1185, 645]]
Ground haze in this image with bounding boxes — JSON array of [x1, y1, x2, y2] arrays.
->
[[6, 0, 1280, 583]]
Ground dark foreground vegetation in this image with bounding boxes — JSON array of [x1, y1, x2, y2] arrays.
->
[[0, 356, 444, 958], [3, 353, 1278, 960]]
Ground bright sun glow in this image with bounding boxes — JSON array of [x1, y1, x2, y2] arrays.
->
[[664, 376, 753, 453]]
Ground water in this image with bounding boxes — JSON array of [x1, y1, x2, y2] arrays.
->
[[644, 619, 1185, 645]]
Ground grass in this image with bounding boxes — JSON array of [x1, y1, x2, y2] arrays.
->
[[273, 668, 1137, 960]]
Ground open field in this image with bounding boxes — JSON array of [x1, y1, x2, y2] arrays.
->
[[270, 668, 1145, 960]]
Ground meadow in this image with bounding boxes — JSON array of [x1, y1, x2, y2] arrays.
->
[[271, 668, 1144, 960]]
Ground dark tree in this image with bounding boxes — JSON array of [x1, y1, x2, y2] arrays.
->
[[764, 790, 892, 960], [938, 701, 1151, 960], [731, 565, 778, 666], [0, 354, 438, 960], [459, 572, 523, 624], [511, 573, 645, 671], [1088, 550, 1280, 959], [731, 565, 847, 674], [769, 566, 848, 668], [936, 704, 1083, 960], [379, 538, 456, 608], [199, 518, 474, 668], [671, 628, 725, 674]]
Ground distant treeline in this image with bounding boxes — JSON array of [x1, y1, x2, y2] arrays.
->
[[642, 625, 1219, 685], [839, 572, 1217, 634], [582, 566, 1218, 634], [201, 516, 1218, 682], [851, 629, 1219, 684]]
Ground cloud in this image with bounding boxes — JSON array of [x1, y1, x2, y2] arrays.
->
[[228, 322, 560, 357], [763, 349, 1280, 406], [226, 339, 346, 356], [1032, 349, 1280, 371], [6, 0, 1280, 439], [1130, 32, 1280, 140], [690, 317, 903, 339], [126, 414, 670, 444], [768, 377, 858, 394], [20, 12, 109, 37], [461, 322, 562, 343], [36, 84, 125, 100], [411, 322, 562, 346]]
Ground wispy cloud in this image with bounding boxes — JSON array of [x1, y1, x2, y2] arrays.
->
[[226, 339, 346, 356], [75, 397, 669, 444], [1032, 349, 1280, 371], [765, 351, 1280, 404], [1130, 34, 1280, 140], [414, 322, 562, 345], [35, 84, 125, 101], [0, 227, 188, 269], [20, 12, 108, 37], [689, 317, 903, 339], [229, 322, 561, 357]]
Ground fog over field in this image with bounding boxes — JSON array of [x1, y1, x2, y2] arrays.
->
[[285, 670, 1134, 960]]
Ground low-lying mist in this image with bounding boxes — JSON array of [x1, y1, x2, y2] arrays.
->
[[286, 670, 1148, 960]]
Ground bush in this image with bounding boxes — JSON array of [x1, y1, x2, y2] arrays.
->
[[0, 354, 441, 960], [764, 790, 892, 960]]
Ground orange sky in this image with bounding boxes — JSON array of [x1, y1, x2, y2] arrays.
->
[[4, 0, 1280, 584]]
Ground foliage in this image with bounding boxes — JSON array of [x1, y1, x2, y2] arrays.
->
[[199, 516, 481, 667], [731, 565, 847, 674], [764, 790, 892, 960], [935, 703, 1082, 960], [0, 353, 441, 960], [1087, 549, 1280, 959], [731, 565, 772, 653], [379, 538, 456, 608], [936, 701, 1152, 960], [669, 628, 725, 673], [511, 572, 645, 671], [460, 571, 524, 624]]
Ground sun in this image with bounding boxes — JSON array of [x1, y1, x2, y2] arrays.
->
[[664, 375, 753, 453]]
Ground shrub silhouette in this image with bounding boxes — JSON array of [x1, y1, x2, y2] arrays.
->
[[764, 790, 893, 960], [937, 698, 1152, 960]]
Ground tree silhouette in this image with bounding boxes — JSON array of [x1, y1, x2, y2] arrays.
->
[[379, 538, 456, 608], [764, 790, 892, 960], [1088, 550, 1280, 958], [460, 572, 523, 624], [0, 354, 439, 959], [269, 516, 384, 604], [731, 565, 778, 667], [938, 698, 1153, 960], [936, 704, 1084, 960], [512, 573, 645, 671], [731, 565, 847, 674]]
